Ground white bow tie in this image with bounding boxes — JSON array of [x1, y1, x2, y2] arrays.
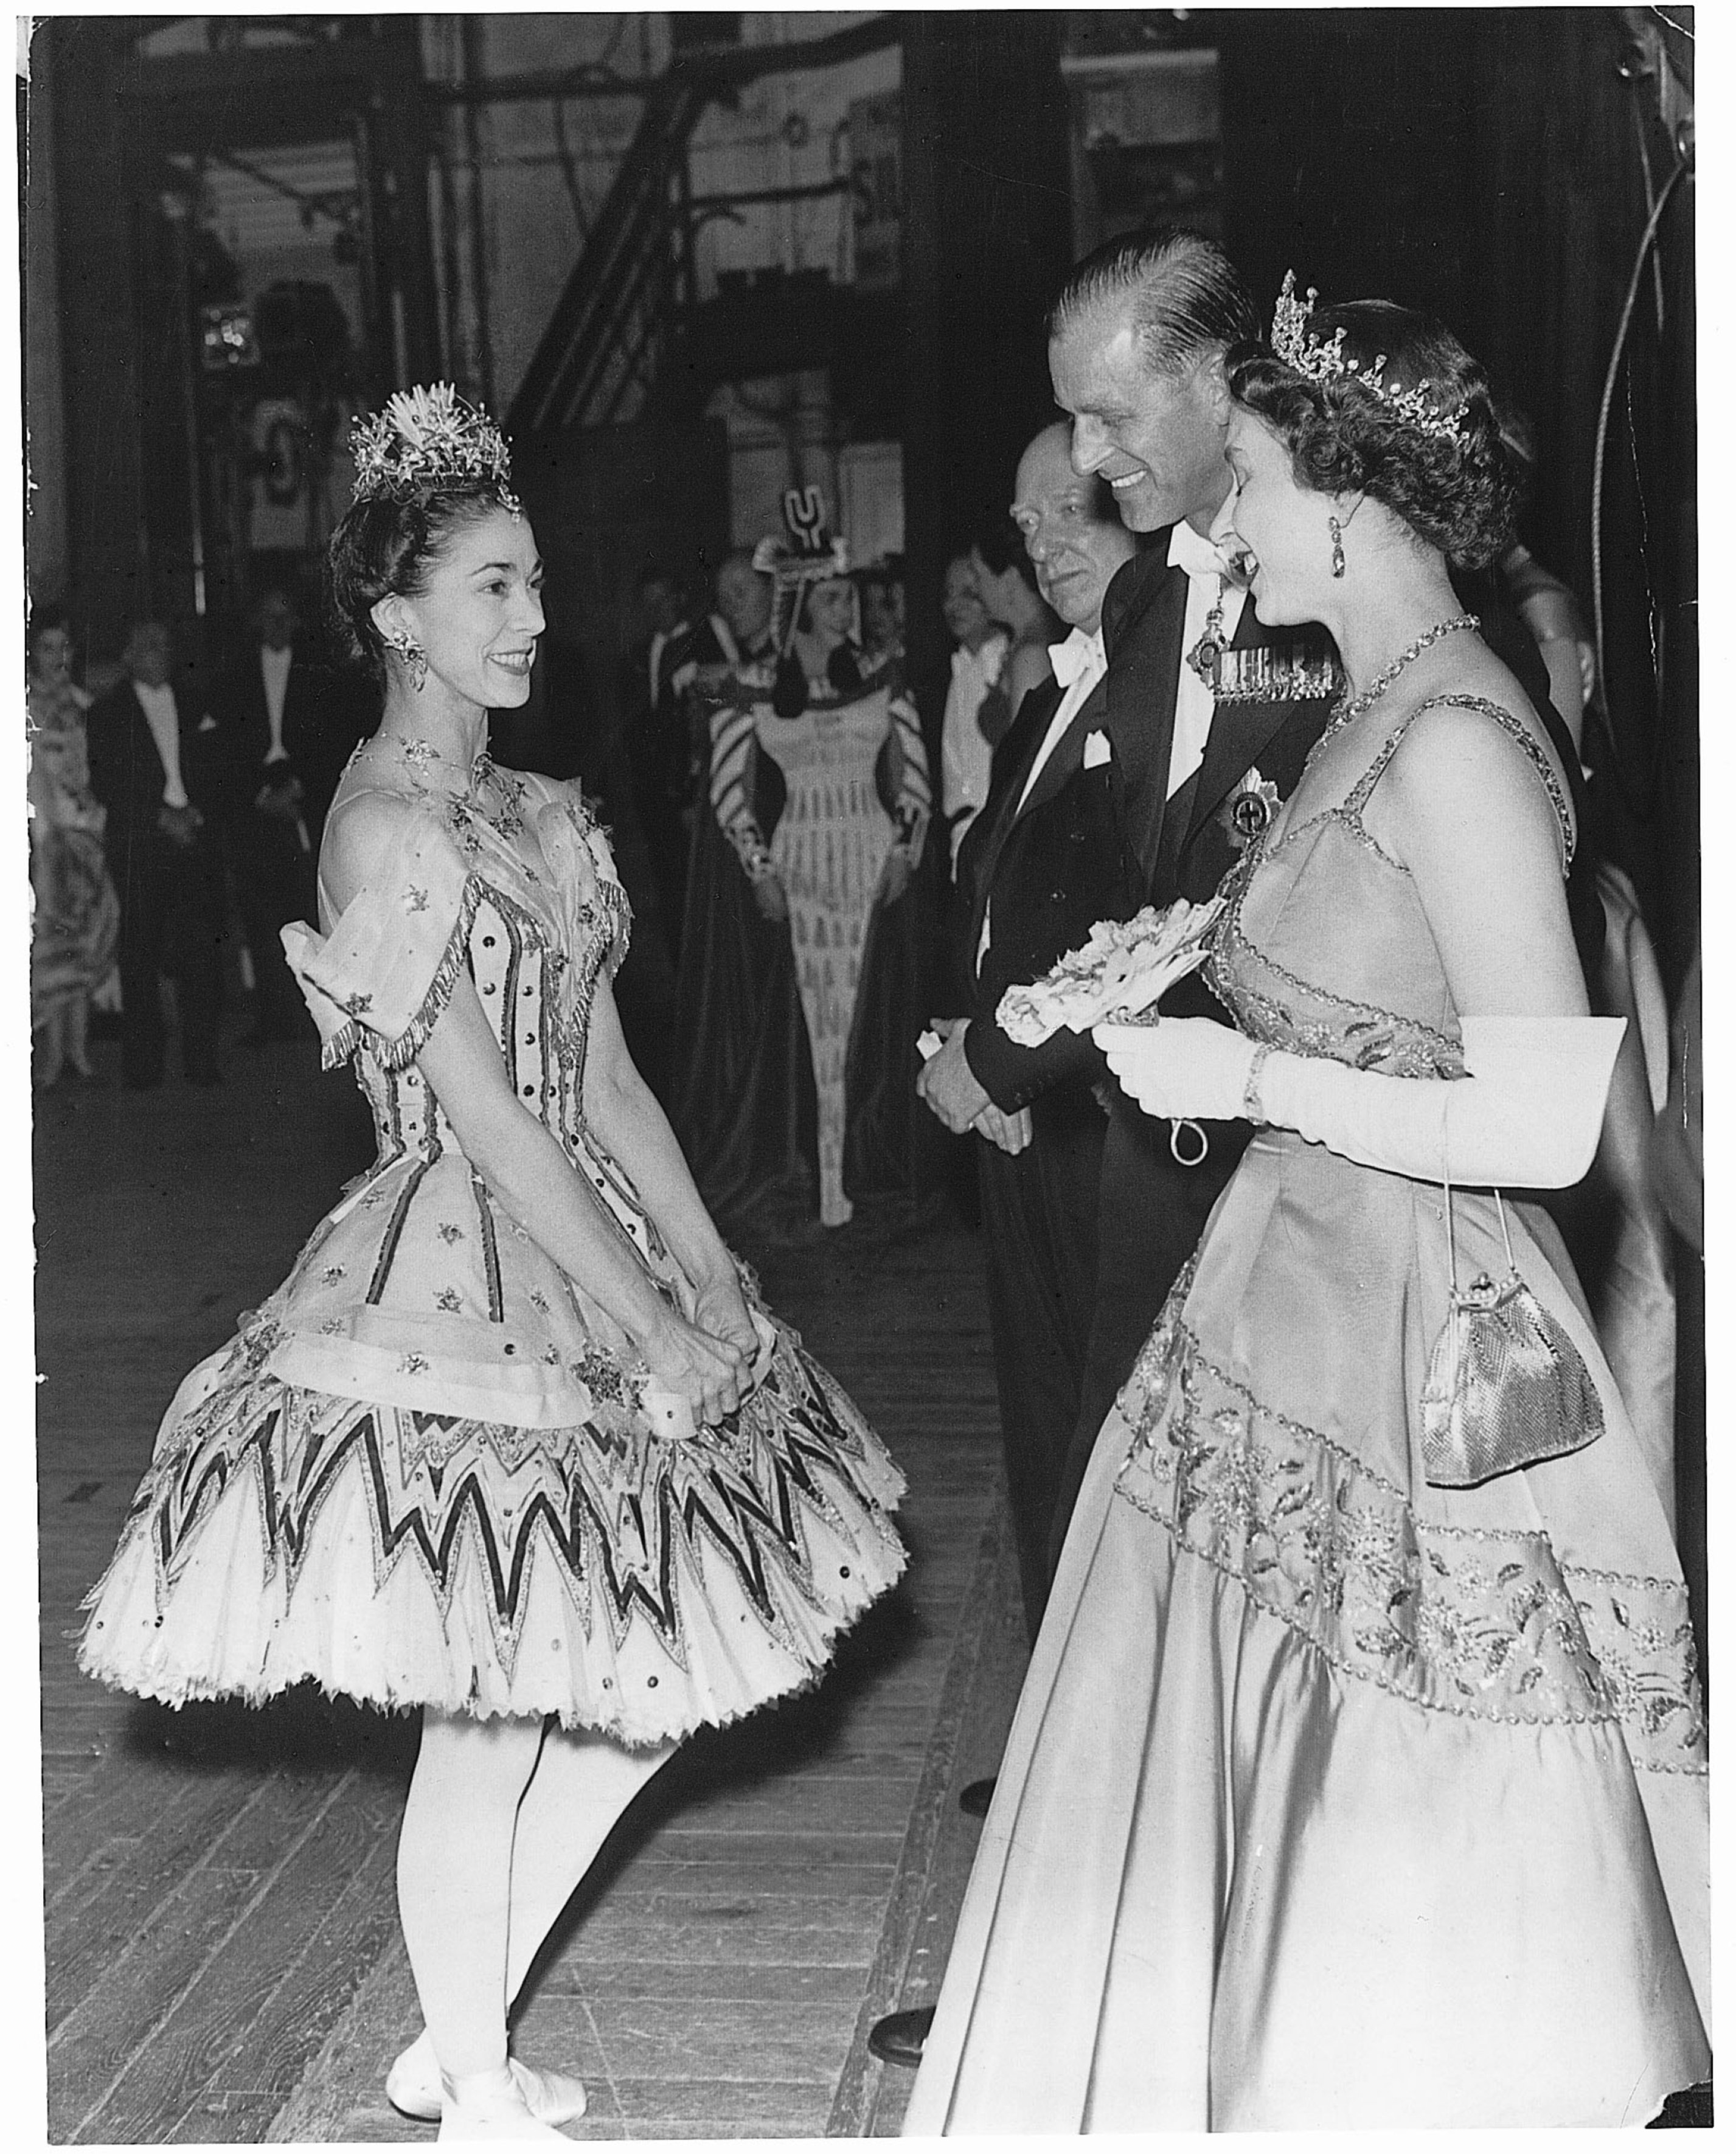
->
[[1049, 629, 1103, 691], [1167, 519, 1233, 582]]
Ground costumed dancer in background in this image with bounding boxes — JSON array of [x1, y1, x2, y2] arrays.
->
[[703, 490, 931, 1228], [80, 389, 907, 2142], [27, 602, 120, 1088]]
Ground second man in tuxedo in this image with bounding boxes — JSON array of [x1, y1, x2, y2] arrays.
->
[[88, 619, 228, 1089], [918, 422, 1139, 1641], [214, 582, 358, 1043]]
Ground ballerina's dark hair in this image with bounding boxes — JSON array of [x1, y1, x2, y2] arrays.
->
[[327, 483, 509, 679], [1227, 300, 1520, 569]]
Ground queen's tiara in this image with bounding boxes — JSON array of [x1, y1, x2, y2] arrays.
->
[[1269, 272, 1468, 446], [350, 383, 521, 513]]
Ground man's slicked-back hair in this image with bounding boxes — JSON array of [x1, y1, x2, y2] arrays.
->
[[1047, 228, 1259, 377]]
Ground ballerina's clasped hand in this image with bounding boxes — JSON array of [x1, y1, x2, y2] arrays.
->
[[1095, 1012, 1626, 1191]]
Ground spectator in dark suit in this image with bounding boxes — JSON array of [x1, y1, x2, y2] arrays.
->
[[87, 619, 227, 1088], [626, 563, 696, 955], [213, 582, 361, 1043]]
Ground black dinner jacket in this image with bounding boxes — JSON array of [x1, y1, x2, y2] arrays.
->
[[87, 677, 226, 861], [1095, 542, 1338, 910], [963, 543, 1338, 1112], [959, 665, 1146, 1112], [214, 643, 356, 847]]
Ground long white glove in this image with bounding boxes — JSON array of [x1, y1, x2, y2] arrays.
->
[[1094, 1015, 1626, 1189]]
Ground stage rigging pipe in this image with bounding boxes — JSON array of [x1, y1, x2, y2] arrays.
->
[[1589, 141, 1689, 780], [460, 15, 498, 413]]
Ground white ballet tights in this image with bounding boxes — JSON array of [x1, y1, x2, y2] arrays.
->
[[397, 1712, 673, 2083]]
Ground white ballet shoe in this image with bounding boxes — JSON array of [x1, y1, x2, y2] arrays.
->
[[388, 2033, 586, 2128], [435, 2063, 573, 2141]]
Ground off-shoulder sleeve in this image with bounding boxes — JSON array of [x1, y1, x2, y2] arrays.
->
[[280, 805, 477, 1070]]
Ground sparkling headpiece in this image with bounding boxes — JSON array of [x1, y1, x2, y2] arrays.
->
[[1269, 272, 1468, 446], [752, 488, 852, 650], [350, 383, 520, 513], [751, 487, 850, 589]]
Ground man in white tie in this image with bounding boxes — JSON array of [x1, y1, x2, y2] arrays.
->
[[918, 421, 1140, 1648], [1038, 228, 1341, 1556], [214, 582, 355, 1044], [88, 619, 227, 1088], [868, 423, 1138, 2071]]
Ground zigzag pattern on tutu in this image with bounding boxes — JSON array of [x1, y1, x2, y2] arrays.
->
[[137, 1346, 886, 1677]]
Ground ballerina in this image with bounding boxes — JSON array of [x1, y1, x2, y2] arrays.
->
[[82, 387, 907, 2141]]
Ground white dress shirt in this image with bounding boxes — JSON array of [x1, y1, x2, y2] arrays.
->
[[1165, 490, 1248, 800], [941, 631, 1010, 865], [260, 644, 293, 764], [134, 679, 190, 808], [977, 627, 1108, 975], [1016, 627, 1106, 813]]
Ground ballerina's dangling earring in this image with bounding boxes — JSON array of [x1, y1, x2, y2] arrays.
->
[[1328, 514, 1347, 580], [384, 626, 429, 692]]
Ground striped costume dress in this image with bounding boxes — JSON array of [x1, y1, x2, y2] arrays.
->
[[709, 650, 929, 1226]]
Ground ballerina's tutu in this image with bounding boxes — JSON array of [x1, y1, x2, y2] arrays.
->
[[79, 757, 905, 1743]]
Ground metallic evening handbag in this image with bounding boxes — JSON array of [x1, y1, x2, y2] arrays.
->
[[1419, 1187, 1605, 1489]]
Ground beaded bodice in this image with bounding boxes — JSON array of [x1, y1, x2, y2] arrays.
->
[[277, 755, 659, 1426], [314, 754, 630, 1166], [1206, 695, 1574, 1080]]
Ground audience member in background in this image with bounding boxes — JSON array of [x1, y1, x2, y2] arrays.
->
[[213, 581, 355, 1044], [969, 518, 1058, 720], [667, 551, 774, 804], [88, 619, 227, 1089], [27, 602, 120, 1087], [1497, 411, 1600, 753], [625, 561, 696, 957], [938, 553, 1010, 878], [689, 504, 931, 1229], [859, 560, 906, 662]]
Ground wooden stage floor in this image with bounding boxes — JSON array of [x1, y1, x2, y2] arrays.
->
[[36, 1039, 1025, 2142]]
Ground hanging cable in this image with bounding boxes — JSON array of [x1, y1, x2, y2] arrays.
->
[[1588, 142, 1688, 815]]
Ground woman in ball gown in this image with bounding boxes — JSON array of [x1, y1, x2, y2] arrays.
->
[[696, 498, 931, 1229], [80, 391, 906, 2142], [27, 602, 120, 1087], [904, 290, 1707, 2131]]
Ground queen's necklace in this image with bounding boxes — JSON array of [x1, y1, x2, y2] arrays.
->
[[1311, 613, 1481, 758]]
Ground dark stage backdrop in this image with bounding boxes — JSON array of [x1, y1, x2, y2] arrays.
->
[[1215, 5, 1696, 987]]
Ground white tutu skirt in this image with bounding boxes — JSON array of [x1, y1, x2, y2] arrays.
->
[[80, 1309, 906, 1748]]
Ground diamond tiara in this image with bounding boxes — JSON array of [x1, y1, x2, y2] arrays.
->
[[1269, 272, 1469, 446], [350, 383, 521, 513]]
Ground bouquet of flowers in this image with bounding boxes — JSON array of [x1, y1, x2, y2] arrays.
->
[[995, 896, 1224, 1047]]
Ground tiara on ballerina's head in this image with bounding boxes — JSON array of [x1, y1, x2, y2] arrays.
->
[[1269, 272, 1469, 446], [349, 383, 521, 514]]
